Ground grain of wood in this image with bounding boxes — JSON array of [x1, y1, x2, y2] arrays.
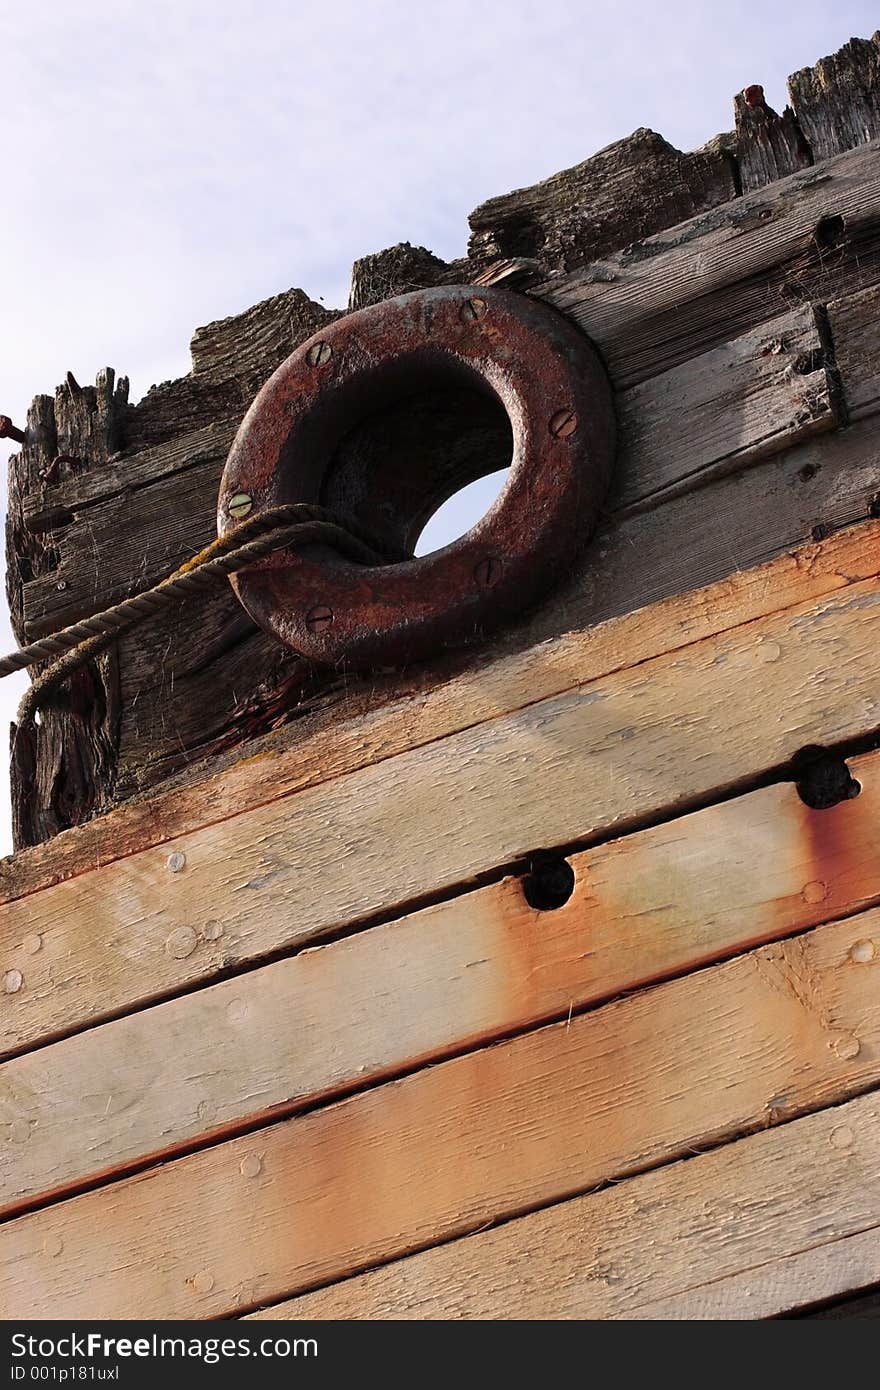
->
[[613, 304, 831, 510], [634, 1226, 880, 1319], [251, 1087, 880, 1322], [788, 32, 880, 163], [4, 513, 879, 909], [3, 554, 880, 1057], [467, 129, 736, 273], [2, 743, 878, 1214], [2, 908, 879, 1320], [829, 282, 880, 423], [536, 140, 880, 387], [733, 92, 811, 194]]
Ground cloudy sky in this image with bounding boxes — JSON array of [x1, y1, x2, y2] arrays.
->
[[1, 0, 876, 854]]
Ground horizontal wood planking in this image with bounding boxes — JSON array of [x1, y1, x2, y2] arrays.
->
[[4, 511, 880, 911], [252, 1085, 880, 1322], [3, 544, 880, 1058], [19, 306, 832, 640], [829, 282, 880, 423], [3, 742, 878, 1214], [535, 140, 880, 387], [2, 908, 880, 1320]]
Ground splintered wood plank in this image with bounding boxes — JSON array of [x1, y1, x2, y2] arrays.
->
[[535, 140, 880, 386], [2, 747, 879, 1216], [613, 304, 832, 511], [3, 514, 880, 911], [2, 909, 880, 1320], [829, 282, 880, 423], [251, 1087, 880, 1322], [3, 544, 880, 1059], [20, 305, 832, 640]]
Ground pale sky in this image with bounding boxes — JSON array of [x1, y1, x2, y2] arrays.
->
[[1, 0, 876, 854]]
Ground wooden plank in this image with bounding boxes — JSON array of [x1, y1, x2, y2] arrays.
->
[[3, 548, 880, 1058], [613, 304, 831, 511], [3, 531, 880, 1060], [251, 1087, 880, 1322], [535, 140, 880, 387], [466, 129, 736, 273], [4, 743, 878, 1215], [4, 511, 880, 911], [733, 90, 810, 195], [802, 1286, 880, 1319], [635, 1228, 880, 1320], [19, 306, 832, 640], [2, 908, 879, 1320], [829, 282, 880, 423], [788, 33, 880, 164]]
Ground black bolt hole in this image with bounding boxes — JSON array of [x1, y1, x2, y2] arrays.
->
[[521, 853, 575, 911], [813, 214, 846, 250], [793, 745, 862, 810]]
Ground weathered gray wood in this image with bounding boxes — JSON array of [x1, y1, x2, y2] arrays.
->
[[733, 89, 811, 193], [348, 243, 459, 310], [468, 128, 737, 274], [828, 281, 880, 423], [789, 32, 880, 162], [537, 139, 880, 388]]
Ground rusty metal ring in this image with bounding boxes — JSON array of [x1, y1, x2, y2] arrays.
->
[[219, 284, 615, 668]]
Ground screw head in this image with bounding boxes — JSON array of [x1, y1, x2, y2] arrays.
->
[[305, 604, 334, 633], [549, 409, 578, 439], [459, 297, 488, 325], [306, 340, 333, 367], [474, 556, 503, 589], [56, 579, 68, 592], [227, 493, 253, 520]]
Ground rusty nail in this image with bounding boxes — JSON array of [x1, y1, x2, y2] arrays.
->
[[305, 605, 334, 633], [474, 557, 503, 589], [743, 84, 765, 109], [459, 297, 488, 325], [0, 415, 26, 444], [227, 493, 253, 520], [306, 341, 333, 367], [550, 409, 578, 439]]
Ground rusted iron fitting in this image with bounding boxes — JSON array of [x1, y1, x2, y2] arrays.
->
[[0, 415, 26, 445], [219, 284, 616, 669]]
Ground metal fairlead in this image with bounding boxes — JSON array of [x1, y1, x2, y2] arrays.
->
[[218, 284, 616, 669]]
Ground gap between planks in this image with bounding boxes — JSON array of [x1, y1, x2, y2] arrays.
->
[[2, 745, 879, 1217], [2, 906, 880, 1319]]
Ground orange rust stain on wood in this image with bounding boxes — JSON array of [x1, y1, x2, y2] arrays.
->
[[2, 908, 879, 1320]]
